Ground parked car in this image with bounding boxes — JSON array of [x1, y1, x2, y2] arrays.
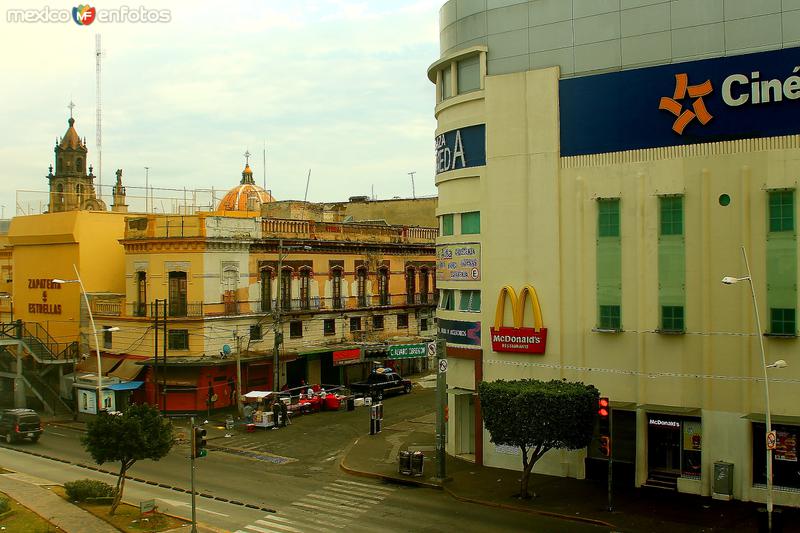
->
[[350, 369, 412, 401], [0, 408, 43, 444]]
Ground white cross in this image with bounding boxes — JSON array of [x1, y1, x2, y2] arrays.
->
[[244, 150, 251, 165], [68, 100, 76, 118]]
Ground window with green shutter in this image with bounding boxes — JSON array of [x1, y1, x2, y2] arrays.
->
[[770, 308, 796, 335], [598, 305, 621, 330], [598, 199, 620, 237], [461, 211, 480, 234], [661, 306, 684, 332], [769, 190, 795, 233], [441, 214, 454, 236], [459, 290, 481, 312], [660, 196, 683, 236]]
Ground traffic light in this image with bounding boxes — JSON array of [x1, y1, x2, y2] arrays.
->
[[193, 426, 207, 458], [599, 435, 611, 457], [598, 396, 610, 435]]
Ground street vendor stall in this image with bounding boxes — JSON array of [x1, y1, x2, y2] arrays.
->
[[244, 390, 275, 429]]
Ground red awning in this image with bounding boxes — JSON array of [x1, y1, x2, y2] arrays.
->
[[333, 349, 361, 366]]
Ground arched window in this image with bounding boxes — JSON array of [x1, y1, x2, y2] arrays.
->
[[406, 266, 416, 304], [331, 267, 343, 309], [76, 158, 83, 172], [419, 268, 429, 304], [356, 267, 368, 307], [260, 268, 273, 312], [378, 267, 389, 306], [299, 267, 312, 310]]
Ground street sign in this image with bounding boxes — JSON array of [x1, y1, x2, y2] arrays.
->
[[438, 359, 448, 374], [427, 342, 436, 357], [767, 430, 777, 450]]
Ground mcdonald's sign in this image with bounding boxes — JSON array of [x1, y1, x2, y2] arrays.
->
[[490, 285, 548, 354]]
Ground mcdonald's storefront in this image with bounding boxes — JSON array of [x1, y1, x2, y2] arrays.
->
[[430, 17, 800, 507]]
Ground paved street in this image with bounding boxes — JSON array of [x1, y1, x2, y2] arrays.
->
[[0, 387, 604, 532]]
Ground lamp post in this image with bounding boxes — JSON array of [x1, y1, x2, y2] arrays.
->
[[271, 240, 311, 392], [54, 265, 120, 414], [722, 245, 788, 532]]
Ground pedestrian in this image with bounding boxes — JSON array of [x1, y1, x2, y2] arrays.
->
[[272, 396, 282, 429], [243, 402, 253, 423], [280, 397, 289, 427]]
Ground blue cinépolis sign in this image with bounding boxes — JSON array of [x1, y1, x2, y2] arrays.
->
[[435, 124, 486, 174], [560, 47, 800, 156]]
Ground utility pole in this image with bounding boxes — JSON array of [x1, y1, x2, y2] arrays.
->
[[235, 330, 243, 416], [190, 416, 197, 533], [408, 171, 416, 199], [435, 336, 447, 480], [153, 300, 159, 409], [161, 299, 167, 412], [95, 34, 103, 202], [608, 407, 614, 512], [272, 239, 284, 392], [144, 167, 150, 213]]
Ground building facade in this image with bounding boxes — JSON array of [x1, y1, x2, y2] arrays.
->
[[430, 0, 800, 507]]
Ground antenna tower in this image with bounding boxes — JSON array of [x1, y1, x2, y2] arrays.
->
[[95, 34, 103, 202]]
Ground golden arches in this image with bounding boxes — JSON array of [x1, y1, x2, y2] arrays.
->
[[493, 284, 544, 329]]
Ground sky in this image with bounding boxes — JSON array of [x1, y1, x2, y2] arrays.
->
[[0, 0, 442, 216]]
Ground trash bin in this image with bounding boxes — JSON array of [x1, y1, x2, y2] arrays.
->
[[347, 396, 355, 411], [411, 451, 424, 477], [757, 508, 783, 533], [398, 450, 412, 475], [225, 416, 234, 431]]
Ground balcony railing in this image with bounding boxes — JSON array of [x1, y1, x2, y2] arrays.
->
[[98, 292, 434, 320], [261, 218, 438, 244]]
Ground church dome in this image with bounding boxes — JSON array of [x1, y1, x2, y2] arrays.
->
[[218, 158, 275, 212]]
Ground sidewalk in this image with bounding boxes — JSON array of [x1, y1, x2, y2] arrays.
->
[[340, 415, 800, 533]]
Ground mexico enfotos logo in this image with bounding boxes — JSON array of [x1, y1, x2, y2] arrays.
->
[[6, 4, 171, 24]]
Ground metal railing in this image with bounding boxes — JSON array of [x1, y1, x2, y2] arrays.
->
[[261, 218, 438, 243]]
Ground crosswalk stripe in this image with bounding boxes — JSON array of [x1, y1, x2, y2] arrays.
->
[[244, 525, 274, 533], [304, 493, 367, 512], [332, 479, 395, 493], [295, 496, 363, 514], [254, 518, 303, 533], [328, 482, 392, 498], [284, 513, 346, 529], [292, 501, 354, 518], [306, 492, 365, 508], [258, 515, 294, 525], [324, 486, 384, 502]]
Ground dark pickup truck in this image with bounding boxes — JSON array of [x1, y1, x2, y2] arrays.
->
[[350, 371, 412, 401]]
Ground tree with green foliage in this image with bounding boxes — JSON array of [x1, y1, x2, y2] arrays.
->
[[82, 403, 173, 514], [478, 379, 599, 499]]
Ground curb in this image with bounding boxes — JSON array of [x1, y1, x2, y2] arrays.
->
[[338, 437, 443, 490], [441, 483, 617, 530]]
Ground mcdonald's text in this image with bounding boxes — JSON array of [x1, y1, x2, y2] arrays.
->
[[490, 326, 548, 354]]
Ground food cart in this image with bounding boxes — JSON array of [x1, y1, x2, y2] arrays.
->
[[243, 390, 275, 429]]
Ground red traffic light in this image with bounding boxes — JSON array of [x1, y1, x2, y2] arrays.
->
[[598, 397, 610, 418], [599, 436, 611, 457]]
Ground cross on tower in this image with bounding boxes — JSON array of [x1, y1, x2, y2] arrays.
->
[[68, 100, 76, 118], [244, 150, 251, 166]]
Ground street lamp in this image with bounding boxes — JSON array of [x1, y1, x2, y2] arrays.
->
[[722, 245, 787, 532], [271, 240, 311, 394], [54, 265, 120, 414]]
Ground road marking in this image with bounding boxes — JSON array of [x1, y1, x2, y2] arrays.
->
[[324, 485, 384, 502], [157, 497, 229, 517], [293, 497, 358, 514], [303, 493, 366, 512], [305, 492, 365, 508], [45, 431, 67, 437], [291, 501, 353, 518], [244, 525, 272, 533], [254, 518, 303, 533], [332, 479, 395, 493]]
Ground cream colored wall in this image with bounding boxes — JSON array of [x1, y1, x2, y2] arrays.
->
[[435, 58, 800, 502]]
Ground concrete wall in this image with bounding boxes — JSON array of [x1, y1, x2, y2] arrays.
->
[[439, 0, 800, 77]]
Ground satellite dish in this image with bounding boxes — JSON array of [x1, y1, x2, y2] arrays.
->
[[223, 344, 232, 355]]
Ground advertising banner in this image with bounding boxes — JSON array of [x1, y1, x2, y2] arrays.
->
[[333, 349, 361, 366], [388, 344, 428, 360], [434, 124, 485, 174], [437, 318, 481, 346], [775, 430, 798, 462], [490, 285, 548, 354], [560, 48, 800, 156], [436, 243, 481, 281]]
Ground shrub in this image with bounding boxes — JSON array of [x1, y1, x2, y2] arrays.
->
[[64, 479, 115, 502], [0, 496, 9, 513]]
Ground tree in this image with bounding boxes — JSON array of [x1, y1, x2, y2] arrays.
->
[[478, 379, 598, 499], [82, 403, 174, 514]]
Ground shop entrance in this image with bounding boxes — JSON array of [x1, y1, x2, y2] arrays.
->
[[285, 358, 306, 389], [647, 416, 682, 474], [455, 392, 475, 461]]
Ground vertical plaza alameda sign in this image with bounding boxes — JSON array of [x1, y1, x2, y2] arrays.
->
[[490, 285, 548, 354], [434, 124, 486, 174]]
